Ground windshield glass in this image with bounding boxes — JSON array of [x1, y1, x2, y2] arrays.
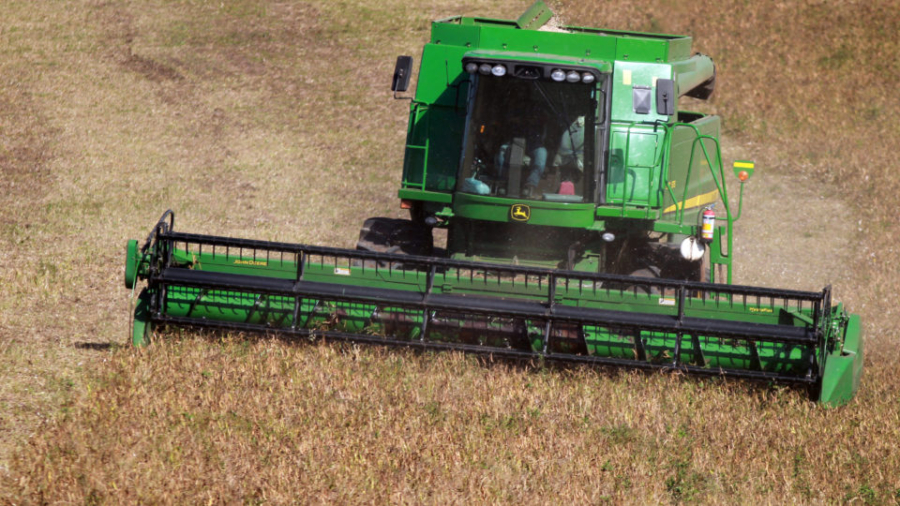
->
[[459, 75, 599, 202]]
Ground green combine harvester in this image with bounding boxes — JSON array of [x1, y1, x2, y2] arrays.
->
[[124, 2, 863, 406]]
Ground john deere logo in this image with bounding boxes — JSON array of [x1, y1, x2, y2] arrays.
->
[[510, 204, 531, 222]]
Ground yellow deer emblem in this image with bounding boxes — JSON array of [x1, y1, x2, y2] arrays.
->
[[510, 204, 531, 222]]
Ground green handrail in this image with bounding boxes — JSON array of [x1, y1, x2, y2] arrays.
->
[[401, 102, 430, 190], [667, 122, 728, 226]]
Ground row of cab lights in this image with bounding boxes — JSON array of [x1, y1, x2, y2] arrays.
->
[[464, 62, 596, 84]]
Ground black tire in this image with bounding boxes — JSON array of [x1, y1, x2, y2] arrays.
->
[[356, 217, 433, 257], [626, 266, 662, 295], [408, 201, 428, 227], [650, 242, 707, 283]]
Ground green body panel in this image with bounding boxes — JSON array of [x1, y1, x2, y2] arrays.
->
[[125, 239, 140, 289], [454, 193, 595, 228], [599, 117, 722, 222], [410, 44, 470, 106], [661, 116, 722, 221], [133, 289, 151, 347], [430, 14, 692, 62], [606, 124, 666, 206], [609, 61, 673, 125], [819, 313, 864, 407], [398, 188, 453, 204]]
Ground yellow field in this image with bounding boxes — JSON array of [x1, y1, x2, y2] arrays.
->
[[1, 0, 898, 503]]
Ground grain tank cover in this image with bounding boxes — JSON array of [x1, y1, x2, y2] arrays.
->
[[425, 2, 715, 99]]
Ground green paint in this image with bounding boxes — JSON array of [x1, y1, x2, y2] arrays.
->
[[398, 2, 734, 277], [124, 1, 864, 406], [125, 227, 862, 405], [132, 289, 151, 347]]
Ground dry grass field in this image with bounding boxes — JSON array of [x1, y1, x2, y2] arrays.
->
[[1, 0, 898, 503]]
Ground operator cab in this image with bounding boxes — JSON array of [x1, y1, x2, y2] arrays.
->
[[457, 59, 609, 203]]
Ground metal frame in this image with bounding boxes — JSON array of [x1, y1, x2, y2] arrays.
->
[[135, 212, 832, 389]]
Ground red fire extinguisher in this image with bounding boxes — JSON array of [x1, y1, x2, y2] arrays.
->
[[701, 207, 715, 242]]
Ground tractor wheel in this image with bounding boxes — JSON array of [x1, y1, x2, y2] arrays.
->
[[627, 266, 662, 295], [356, 218, 434, 269], [407, 201, 428, 227], [654, 243, 705, 282]]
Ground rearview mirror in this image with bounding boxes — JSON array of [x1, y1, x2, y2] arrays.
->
[[656, 79, 675, 116], [392, 56, 413, 92]]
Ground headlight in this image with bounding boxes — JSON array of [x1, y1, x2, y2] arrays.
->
[[680, 237, 706, 261], [465, 62, 479, 74], [550, 69, 566, 82], [566, 71, 580, 83], [491, 64, 507, 77], [582, 73, 595, 84], [478, 63, 492, 75]]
